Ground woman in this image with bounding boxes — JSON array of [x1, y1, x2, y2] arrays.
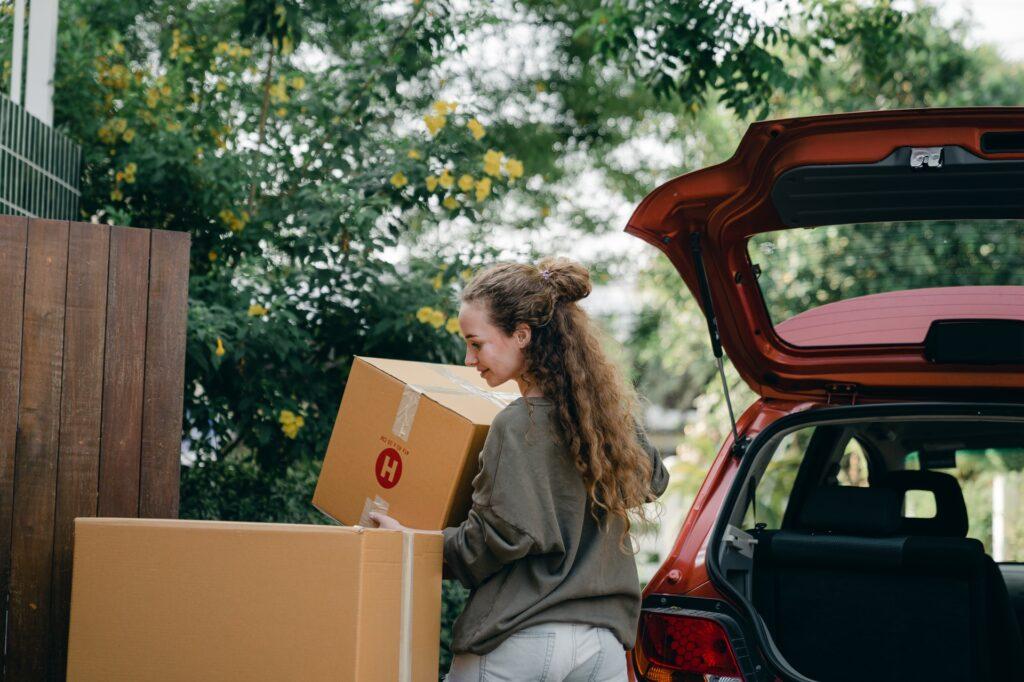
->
[[371, 256, 669, 681]]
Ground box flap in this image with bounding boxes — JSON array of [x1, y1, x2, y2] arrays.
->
[[358, 357, 520, 425]]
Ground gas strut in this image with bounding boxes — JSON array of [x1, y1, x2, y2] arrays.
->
[[689, 232, 747, 457]]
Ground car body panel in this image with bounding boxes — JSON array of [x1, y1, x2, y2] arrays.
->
[[641, 399, 809, 600]]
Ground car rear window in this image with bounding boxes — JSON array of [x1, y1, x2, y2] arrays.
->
[[748, 219, 1024, 347], [904, 448, 1024, 562], [743, 422, 1024, 563]]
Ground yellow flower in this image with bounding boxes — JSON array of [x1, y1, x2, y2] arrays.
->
[[432, 100, 457, 115], [215, 337, 225, 356], [438, 169, 454, 189], [445, 317, 461, 334], [425, 175, 438, 192], [482, 149, 503, 177], [269, 75, 289, 103], [166, 121, 182, 133], [110, 188, 123, 201], [432, 273, 444, 290], [208, 250, 218, 262], [457, 174, 474, 192], [475, 177, 491, 202], [276, 107, 286, 116], [407, 149, 421, 160], [218, 208, 248, 233], [460, 268, 474, 282], [248, 303, 268, 317], [416, 306, 433, 323], [534, 81, 547, 93], [540, 206, 551, 218], [115, 171, 125, 182], [279, 409, 304, 439], [290, 75, 306, 89], [125, 162, 137, 174], [429, 309, 446, 328], [467, 118, 485, 140], [281, 36, 294, 56], [442, 195, 458, 210], [505, 158, 524, 180], [215, 41, 230, 54], [390, 171, 408, 188], [146, 88, 160, 108], [216, 80, 228, 92], [122, 128, 135, 143], [423, 113, 446, 136]]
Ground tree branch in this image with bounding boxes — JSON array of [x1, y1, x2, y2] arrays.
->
[[247, 39, 277, 213]]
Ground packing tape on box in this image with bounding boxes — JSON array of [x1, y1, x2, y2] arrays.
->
[[391, 366, 520, 441], [398, 530, 415, 682], [358, 495, 390, 527]]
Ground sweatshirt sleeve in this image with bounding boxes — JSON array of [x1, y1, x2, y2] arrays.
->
[[442, 415, 539, 590], [639, 426, 670, 498]]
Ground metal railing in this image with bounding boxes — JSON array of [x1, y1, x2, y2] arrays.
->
[[0, 94, 81, 219]]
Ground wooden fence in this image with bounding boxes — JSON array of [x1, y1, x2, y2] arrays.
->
[[0, 216, 190, 680]]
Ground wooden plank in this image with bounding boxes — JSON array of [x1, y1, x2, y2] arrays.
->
[[48, 222, 110, 678], [97, 227, 150, 517], [0, 215, 28, 672], [139, 229, 190, 519], [6, 218, 69, 680]]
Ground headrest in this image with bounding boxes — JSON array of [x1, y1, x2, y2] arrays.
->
[[798, 486, 903, 536], [880, 470, 969, 537]]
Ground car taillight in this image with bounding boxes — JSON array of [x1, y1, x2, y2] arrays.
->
[[635, 611, 744, 681]]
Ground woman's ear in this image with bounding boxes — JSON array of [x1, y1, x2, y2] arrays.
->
[[514, 323, 531, 348]]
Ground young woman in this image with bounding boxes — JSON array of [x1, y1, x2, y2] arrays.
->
[[371, 256, 669, 681]]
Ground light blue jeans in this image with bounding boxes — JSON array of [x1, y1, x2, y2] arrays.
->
[[444, 623, 629, 682]]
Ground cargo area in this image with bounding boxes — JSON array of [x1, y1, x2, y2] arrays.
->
[[712, 406, 1024, 682]]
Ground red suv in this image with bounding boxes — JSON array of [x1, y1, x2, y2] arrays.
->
[[626, 108, 1024, 681]]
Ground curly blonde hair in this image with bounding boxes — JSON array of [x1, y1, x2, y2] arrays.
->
[[461, 256, 656, 548]]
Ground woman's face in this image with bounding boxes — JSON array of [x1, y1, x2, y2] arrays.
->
[[458, 300, 530, 388]]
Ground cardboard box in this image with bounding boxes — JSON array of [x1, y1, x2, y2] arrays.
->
[[313, 357, 519, 530], [66, 518, 442, 682]]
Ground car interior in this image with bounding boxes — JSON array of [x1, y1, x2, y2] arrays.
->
[[719, 417, 1024, 682]]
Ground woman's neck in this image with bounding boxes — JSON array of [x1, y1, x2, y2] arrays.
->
[[516, 375, 545, 398]]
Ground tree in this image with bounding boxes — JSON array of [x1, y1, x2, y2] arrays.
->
[[26, 0, 538, 523]]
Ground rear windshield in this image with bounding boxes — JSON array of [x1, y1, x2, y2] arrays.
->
[[748, 219, 1024, 347], [745, 420, 1024, 562]]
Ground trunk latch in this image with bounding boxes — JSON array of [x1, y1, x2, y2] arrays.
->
[[826, 383, 859, 406], [910, 147, 944, 169]]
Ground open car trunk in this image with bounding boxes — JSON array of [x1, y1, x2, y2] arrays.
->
[[709, 403, 1024, 682]]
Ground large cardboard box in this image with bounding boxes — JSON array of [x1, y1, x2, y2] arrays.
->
[[66, 518, 442, 681], [313, 357, 519, 530]]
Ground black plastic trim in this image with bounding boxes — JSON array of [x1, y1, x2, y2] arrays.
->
[[638, 595, 772, 681], [771, 146, 1024, 227], [982, 131, 1024, 154], [924, 319, 1024, 364], [705, 402, 1024, 682]]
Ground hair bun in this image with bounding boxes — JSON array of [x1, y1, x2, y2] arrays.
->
[[537, 256, 591, 303]]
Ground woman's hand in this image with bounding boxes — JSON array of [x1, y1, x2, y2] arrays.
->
[[368, 511, 406, 530]]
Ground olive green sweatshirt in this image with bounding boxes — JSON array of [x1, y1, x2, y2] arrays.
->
[[442, 396, 670, 655]]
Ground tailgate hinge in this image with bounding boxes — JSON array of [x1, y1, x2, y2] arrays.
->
[[826, 383, 859, 406]]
